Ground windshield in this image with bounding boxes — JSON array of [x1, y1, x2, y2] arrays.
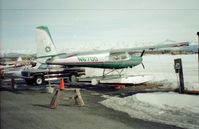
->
[[38, 64, 48, 69]]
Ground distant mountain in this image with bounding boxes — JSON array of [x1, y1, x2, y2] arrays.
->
[[3, 52, 36, 58], [181, 44, 198, 53], [159, 44, 198, 53]]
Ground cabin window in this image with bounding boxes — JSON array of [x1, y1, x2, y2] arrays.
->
[[110, 52, 129, 61], [121, 55, 127, 59], [114, 56, 119, 60]]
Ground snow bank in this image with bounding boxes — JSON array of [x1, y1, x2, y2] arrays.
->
[[135, 92, 199, 114], [100, 92, 199, 129]]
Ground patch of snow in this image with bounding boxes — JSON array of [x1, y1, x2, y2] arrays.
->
[[101, 95, 112, 99], [100, 92, 199, 129]]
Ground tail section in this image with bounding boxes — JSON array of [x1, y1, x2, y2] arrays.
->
[[36, 26, 57, 58]]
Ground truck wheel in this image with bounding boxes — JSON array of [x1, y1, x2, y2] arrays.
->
[[70, 74, 77, 84], [34, 76, 44, 85]]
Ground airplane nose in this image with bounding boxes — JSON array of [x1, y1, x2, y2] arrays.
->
[[139, 56, 143, 63], [133, 56, 145, 69], [131, 55, 143, 65], [137, 56, 143, 62]]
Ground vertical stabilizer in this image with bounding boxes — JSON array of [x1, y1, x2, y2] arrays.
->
[[36, 26, 57, 57]]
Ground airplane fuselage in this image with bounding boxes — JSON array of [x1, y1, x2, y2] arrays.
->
[[47, 52, 143, 69]]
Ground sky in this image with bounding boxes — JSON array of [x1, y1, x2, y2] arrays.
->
[[0, 0, 199, 53]]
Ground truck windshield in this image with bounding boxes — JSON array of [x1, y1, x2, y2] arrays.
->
[[38, 64, 48, 69]]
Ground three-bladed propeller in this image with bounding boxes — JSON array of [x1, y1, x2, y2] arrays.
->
[[140, 50, 145, 69]]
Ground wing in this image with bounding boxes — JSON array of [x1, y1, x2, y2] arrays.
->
[[110, 41, 189, 53], [37, 40, 189, 59], [64, 41, 189, 56]]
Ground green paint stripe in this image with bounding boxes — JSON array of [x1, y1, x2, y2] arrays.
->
[[36, 26, 54, 44]]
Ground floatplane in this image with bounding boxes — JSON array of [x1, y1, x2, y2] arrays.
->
[[36, 26, 189, 85]]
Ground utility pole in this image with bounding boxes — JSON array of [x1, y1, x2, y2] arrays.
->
[[197, 32, 199, 87]]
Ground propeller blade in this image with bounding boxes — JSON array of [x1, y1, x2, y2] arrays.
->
[[141, 62, 145, 69], [140, 50, 145, 57]]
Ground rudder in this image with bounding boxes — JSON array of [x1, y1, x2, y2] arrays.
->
[[36, 26, 57, 58]]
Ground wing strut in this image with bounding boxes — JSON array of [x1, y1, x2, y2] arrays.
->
[[102, 69, 124, 77]]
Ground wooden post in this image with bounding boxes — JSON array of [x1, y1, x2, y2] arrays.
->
[[197, 32, 199, 88], [174, 58, 184, 93], [47, 66, 51, 87], [11, 78, 17, 90], [45, 66, 54, 93]]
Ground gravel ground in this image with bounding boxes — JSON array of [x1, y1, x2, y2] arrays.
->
[[0, 79, 182, 129]]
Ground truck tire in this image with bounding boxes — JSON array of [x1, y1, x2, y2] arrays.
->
[[34, 76, 44, 85], [70, 74, 77, 84]]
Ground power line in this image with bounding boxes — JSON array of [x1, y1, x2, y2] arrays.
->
[[0, 8, 199, 11]]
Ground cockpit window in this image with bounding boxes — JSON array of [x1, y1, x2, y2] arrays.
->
[[110, 52, 129, 61], [114, 56, 119, 60]]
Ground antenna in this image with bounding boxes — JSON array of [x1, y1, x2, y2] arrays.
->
[[197, 32, 199, 88]]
